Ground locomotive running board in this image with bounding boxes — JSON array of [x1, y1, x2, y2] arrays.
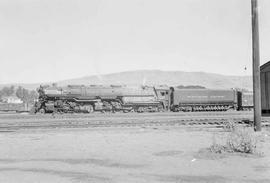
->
[[73, 98, 101, 102]]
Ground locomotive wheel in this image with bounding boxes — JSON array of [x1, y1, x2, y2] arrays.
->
[[158, 104, 164, 112], [85, 105, 94, 113], [39, 108, 46, 114]]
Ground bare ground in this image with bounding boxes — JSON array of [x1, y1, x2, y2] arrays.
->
[[0, 125, 269, 183], [0, 111, 258, 130]]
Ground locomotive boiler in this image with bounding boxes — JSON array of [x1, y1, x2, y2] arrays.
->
[[34, 84, 163, 113]]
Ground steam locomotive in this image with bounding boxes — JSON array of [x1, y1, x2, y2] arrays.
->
[[34, 85, 163, 113], [33, 84, 252, 113]]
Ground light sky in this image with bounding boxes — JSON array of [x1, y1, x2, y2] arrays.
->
[[0, 0, 270, 84]]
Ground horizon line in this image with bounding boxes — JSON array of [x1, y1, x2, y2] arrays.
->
[[0, 69, 252, 85]]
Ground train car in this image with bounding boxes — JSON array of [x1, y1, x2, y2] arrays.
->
[[241, 92, 253, 110], [170, 88, 238, 112], [261, 61, 270, 115], [34, 85, 162, 113], [236, 91, 253, 111]]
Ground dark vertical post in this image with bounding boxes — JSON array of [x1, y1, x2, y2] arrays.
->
[[251, 0, 261, 131]]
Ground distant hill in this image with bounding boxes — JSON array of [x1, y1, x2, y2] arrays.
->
[[0, 70, 252, 90]]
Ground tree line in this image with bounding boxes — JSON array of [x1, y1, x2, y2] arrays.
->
[[176, 85, 206, 89], [0, 86, 38, 103]]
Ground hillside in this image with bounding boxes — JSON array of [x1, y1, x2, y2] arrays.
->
[[0, 70, 252, 90], [57, 70, 252, 90]]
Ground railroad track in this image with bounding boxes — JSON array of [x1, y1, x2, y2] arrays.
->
[[0, 111, 269, 130]]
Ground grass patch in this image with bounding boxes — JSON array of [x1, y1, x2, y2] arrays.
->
[[226, 127, 258, 153], [223, 120, 237, 132], [210, 126, 260, 154]]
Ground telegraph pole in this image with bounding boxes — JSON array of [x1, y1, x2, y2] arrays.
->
[[251, 0, 261, 131]]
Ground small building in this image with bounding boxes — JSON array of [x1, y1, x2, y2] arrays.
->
[[1, 95, 23, 104], [260, 61, 270, 115]]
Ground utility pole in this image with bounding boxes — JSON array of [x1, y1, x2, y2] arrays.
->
[[251, 0, 261, 131]]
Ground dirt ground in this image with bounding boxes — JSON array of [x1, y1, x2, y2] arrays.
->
[[0, 126, 269, 183]]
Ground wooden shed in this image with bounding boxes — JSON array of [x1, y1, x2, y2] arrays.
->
[[260, 61, 270, 115]]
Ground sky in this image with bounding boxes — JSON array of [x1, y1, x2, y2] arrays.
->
[[0, 0, 270, 84]]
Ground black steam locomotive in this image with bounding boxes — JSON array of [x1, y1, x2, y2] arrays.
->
[[33, 84, 252, 113], [34, 85, 163, 113]]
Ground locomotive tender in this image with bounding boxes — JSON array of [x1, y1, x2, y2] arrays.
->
[[170, 88, 239, 112], [33, 84, 250, 113]]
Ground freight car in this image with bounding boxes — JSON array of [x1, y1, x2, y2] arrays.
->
[[169, 88, 239, 112], [34, 85, 163, 113], [261, 61, 270, 115], [237, 91, 253, 110]]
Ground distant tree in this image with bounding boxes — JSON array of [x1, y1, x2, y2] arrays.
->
[[185, 85, 206, 89], [176, 85, 206, 89], [16, 86, 28, 103], [1, 85, 15, 96], [28, 90, 38, 103], [234, 88, 250, 92], [16, 86, 38, 103], [176, 85, 185, 89]]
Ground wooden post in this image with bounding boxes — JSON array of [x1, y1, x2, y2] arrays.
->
[[251, 0, 261, 131]]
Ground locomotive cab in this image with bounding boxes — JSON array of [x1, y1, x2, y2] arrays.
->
[[154, 85, 171, 111]]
